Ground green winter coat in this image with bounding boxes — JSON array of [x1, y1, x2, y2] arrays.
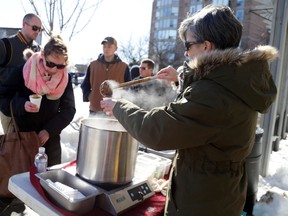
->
[[113, 46, 278, 216]]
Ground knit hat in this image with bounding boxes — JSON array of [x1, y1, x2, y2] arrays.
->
[[101, 37, 117, 47]]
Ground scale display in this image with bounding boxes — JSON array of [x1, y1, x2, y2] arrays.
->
[[128, 182, 152, 201], [94, 178, 155, 215]]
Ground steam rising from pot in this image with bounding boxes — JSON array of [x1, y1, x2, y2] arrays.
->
[[74, 79, 177, 133], [101, 79, 177, 111]]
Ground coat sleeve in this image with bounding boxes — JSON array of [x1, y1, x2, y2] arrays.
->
[[80, 65, 91, 102], [113, 81, 234, 151], [0, 39, 6, 65], [0, 66, 26, 116], [113, 102, 221, 151]]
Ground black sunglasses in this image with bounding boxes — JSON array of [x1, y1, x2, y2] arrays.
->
[[184, 41, 201, 51], [45, 59, 66, 69], [25, 22, 43, 32]]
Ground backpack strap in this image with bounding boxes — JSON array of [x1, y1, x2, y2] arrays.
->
[[0, 38, 12, 67]]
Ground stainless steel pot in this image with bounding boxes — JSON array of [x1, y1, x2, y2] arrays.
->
[[76, 118, 138, 186]]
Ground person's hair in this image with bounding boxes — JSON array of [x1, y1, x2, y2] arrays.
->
[[178, 4, 243, 50], [141, 58, 155, 69], [44, 35, 69, 64], [23, 13, 41, 23]]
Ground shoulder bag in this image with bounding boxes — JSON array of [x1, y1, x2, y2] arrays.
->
[[0, 102, 41, 198]]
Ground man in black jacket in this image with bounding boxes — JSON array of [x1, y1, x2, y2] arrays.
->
[[0, 13, 42, 133]]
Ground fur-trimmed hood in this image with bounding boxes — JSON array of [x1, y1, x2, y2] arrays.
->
[[184, 45, 278, 113], [187, 45, 278, 80]]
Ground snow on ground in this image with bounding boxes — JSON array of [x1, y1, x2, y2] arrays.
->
[[253, 139, 288, 216]]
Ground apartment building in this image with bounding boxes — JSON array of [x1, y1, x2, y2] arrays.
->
[[149, 0, 273, 68]]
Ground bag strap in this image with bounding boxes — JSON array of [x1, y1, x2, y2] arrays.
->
[[0, 38, 12, 67], [10, 101, 20, 137]]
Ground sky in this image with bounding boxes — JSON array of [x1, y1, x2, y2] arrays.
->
[[0, 0, 153, 64]]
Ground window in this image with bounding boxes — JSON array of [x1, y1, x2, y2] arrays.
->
[[156, 30, 177, 40], [171, 7, 179, 16], [237, 0, 244, 7], [196, 3, 202, 11], [236, 9, 244, 22], [212, 0, 229, 5], [190, 4, 202, 14], [190, 5, 197, 14]]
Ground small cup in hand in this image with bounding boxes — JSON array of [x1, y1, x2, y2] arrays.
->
[[102, 97, 112, 115], [29, 94, 42, 109]]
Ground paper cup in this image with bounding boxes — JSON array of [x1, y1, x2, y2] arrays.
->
[[102, 97, 112, 115], [29, 94, 42, 109], [102, 97, 111, 101]]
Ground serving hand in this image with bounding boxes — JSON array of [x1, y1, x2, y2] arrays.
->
[[100, 98, 117, 116], [157, 65, 178, 82]]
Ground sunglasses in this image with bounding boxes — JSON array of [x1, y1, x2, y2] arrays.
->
[[184, 41, 201, 51], [25, 22, 43, 32], [45, 59, 66, 69], [139, 67, 148, 70]]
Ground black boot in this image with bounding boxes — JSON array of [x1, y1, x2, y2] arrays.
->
[[0, 198, 25, 216], [0, 198, 13, 215]]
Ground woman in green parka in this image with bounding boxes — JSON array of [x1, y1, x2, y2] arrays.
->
[[100, 4, 278, 216]]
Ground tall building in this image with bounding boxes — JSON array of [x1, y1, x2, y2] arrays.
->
[[149, 0, 273, 69]]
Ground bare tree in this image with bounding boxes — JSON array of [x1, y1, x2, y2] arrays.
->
[[24, 0, 103, 41], [119, 37, 184, 71], [118, 36, 150, 66], [149, 39, 181, 71]]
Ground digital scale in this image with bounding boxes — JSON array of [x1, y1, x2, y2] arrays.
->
[[47, 153, 160, 215], [63, 166, 156, 216], [93, 177, 155, 215]]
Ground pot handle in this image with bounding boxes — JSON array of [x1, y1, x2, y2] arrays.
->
[[70, 121, 80, 131], [70, 116, 84, 131]]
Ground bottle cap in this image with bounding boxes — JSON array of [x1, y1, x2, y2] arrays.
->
[[39, 147, 45, 153]]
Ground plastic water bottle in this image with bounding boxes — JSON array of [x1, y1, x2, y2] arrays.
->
[[34, 147, 48, 173]]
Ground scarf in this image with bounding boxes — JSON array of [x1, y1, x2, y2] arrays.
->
[[23, 52, 68, 100]]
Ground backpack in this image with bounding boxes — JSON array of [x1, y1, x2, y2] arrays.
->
[[0, 38, 12, 67]]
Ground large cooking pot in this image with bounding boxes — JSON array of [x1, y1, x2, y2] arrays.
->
[[76, 118, 138, 186]]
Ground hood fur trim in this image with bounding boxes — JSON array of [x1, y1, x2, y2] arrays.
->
[[23, 48, 35, 61], [187, 45, 278, 80]]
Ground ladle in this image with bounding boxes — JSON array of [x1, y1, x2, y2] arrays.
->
[[99, 76, 157, 97]]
